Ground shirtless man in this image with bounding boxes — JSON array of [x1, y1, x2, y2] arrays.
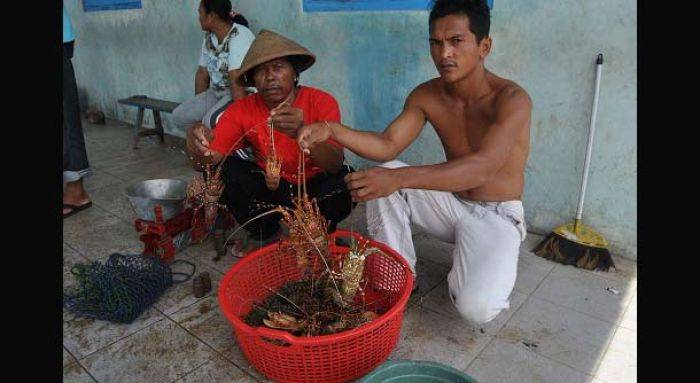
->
[[298, 0, 531, 325]]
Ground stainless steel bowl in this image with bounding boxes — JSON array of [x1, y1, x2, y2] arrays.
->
[[125, 179, 187, 221]]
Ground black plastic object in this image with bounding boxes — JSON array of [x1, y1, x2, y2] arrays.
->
[[64, 253, 195, 324]]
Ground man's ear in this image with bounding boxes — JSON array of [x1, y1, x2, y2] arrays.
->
[[479, 36, 492, 60]]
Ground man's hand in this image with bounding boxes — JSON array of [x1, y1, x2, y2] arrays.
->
[[186, 123, 214, 158], [297, 121, 334, 153], [344, 167, 402, 203], [269, 105, 303, 138]]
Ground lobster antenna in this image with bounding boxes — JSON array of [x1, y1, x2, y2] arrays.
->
[[269, 118, 276, 158], [301, 150, 307, 197], [297, 150, 302, 199]]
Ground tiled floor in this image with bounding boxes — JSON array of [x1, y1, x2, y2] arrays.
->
[[63, 119, 637, 382]]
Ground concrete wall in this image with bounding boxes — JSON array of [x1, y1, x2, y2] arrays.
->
[[65, 0, 637, 259]]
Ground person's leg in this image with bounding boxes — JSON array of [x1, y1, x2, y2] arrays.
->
[[202, 91, 233, 129], [447, 201, 525, 325], [306, 164, 355, 233], [171, 88, 218, 135], [365, 160, 469, 275], [63, 42, 91, 216], [220, 156, 286, 240]]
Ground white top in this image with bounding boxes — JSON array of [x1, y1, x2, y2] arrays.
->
[[199, 23, 255, 91]]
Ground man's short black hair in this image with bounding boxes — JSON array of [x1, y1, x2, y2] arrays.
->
[[429, 0, 491, 43]]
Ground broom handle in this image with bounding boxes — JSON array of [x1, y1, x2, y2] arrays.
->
[[574, 53, 603, 228]]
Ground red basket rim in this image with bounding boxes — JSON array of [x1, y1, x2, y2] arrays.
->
[[217, 229, 414, 345]]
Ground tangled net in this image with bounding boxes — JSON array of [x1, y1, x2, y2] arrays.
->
[[63, 253, 195, 324]]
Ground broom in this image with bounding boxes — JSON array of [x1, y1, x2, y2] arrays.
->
[[533, 53, 615, 271]]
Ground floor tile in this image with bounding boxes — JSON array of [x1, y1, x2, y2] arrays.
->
[[220, 343, 267, 381], [63, 361, 98, 383], [533, 264, 635, 323], [169, 296, 236, 353], [62, 204, 120, 236], [63, 243, 89, 288], [180, 238, 242, 276], [497, 296, 617, 375], [63, 308, 166, 360], [522, 232, 545, 253], [90, 182, 140, 223], [594, 326, 637, 383], [408, 258, 449, 306], [466, 338, 599, 383], [514, 248, 555, 295], [63, 214, 144, 261], [176, 355, 258, 382], [79, 318, 217, 383], [585, 253, 637, 287], [81, 171, 125, 193], [388, 305, 493, 371], [64, 346, 78, 368], [419, 281, 528, 335], [411, 232, 455, 268], [618, 291, 636, 331]]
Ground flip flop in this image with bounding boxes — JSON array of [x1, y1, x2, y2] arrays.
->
[[62, 201, 93, 219]]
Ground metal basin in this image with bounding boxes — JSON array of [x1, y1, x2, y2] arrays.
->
[[125, 179, 187, 221]]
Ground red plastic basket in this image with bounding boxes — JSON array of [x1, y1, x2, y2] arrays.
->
[[218, 229, 413, 383]]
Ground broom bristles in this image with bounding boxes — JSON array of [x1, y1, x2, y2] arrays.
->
[[533, 233, 615, 271]]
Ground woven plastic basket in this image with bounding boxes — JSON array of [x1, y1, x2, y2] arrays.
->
[[218, 230, 413, 383]]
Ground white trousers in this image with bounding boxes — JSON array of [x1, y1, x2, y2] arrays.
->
[[366, 161, 527, 325]]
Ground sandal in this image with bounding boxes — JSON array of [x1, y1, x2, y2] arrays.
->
[[62, 201, 93, 219]]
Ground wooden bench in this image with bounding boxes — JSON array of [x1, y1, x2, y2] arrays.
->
[[118, 95, 180, 149]]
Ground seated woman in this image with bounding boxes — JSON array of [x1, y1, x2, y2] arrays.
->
[[186, 30, 354, 254], [172, 0, 255, 135]]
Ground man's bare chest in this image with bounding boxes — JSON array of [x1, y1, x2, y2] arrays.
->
[[425, 105, 496, 155]]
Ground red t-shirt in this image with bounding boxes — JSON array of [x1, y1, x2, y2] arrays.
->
[[210, 86, 343, 184]]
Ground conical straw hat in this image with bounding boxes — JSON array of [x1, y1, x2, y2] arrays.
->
[[238, 29, 316, 86]]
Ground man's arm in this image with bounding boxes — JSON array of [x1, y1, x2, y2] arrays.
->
[[186, 101, 246, 170], [343, 88, 531, 202], [298, 89, 427, 163], [228, 69, 247, 101], [195, 66, 210, 95], [186, 124, 223, 171]]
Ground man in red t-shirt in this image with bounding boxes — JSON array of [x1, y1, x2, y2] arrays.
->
[[186, 30, 354, 252]]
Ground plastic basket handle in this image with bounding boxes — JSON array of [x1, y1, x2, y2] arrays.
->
[[170, 260, 196, 283], [253, 326, 299, 348]]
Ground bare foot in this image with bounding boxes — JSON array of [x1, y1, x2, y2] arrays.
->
[[63, 179, 92, 216]]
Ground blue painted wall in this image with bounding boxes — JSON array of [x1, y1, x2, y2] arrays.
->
[[64, 0, 637, 259], [303, 0, 492, 12]]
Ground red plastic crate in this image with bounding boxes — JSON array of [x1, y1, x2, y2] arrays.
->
[[218, 230, 413, 383]]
